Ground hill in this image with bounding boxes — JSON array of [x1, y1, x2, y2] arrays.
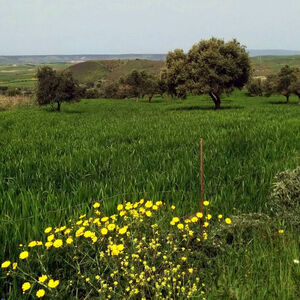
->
[[67, 59, 165, 83]]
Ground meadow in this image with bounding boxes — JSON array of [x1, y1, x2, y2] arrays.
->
[[0, 91, 299, 299]]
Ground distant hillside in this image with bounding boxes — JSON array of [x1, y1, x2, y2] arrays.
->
[[67, 59, 165, 83], [0, 54, 166, 65], [2, 50, 300, 65]]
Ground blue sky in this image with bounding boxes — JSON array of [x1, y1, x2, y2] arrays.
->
[[0, 0, 299, 55]]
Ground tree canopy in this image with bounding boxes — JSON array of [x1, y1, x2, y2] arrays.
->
[[163, 38, 251, 109], [36, 66, 80, 111]]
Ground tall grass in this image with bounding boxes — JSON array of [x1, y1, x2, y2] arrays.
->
[[0, 91, 299, 298]]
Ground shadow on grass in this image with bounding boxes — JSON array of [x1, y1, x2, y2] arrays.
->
[[268, 101, 299, 105], [169, 105, 244, 111], [63, 110, 85, 114]]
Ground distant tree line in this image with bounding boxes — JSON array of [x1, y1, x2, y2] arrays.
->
[[247, 65, 300, 104]]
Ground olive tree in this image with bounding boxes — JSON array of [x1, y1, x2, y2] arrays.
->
[[36, 66, 80, 111], [162, 49, 188, 99], [186, 38, 251, 109]]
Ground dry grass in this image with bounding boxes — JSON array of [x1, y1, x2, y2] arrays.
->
[[0, 95, 34, 110]]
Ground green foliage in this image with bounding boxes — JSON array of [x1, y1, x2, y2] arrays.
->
[[163, 49, 188, 99], [120, 70, 158, 102], [186, 38, 251, 109], [264, 65, 300, 103], [247, 78, 264, 96], [36, 66, 80, 111]]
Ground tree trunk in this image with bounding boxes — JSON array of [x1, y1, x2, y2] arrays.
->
[[286, 95, 290, 103], [298, 95, 300, 105], [57, 101, 61, 112], [209, 92, 221, 110], [148, 95, 153, 103]]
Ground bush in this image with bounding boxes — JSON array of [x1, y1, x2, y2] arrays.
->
[[247, 78, 264, 96], [1, 199, 233, 299], [85, 88, 101, 99], [270, 167, 300, 226], [7, 88, 21, 97]]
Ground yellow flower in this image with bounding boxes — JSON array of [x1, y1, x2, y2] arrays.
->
[[225, 218, 232, 224], [108, 224, 116, 231], [47, 234, 55, 242], [171, 205, 176, 210], [206, 214, 212, 220], [118, 226, 128, 235], [145, 211, 152, 217], [204, 222, 209, 227], [44, 227, 52, 234], [36, 289, 45, 298], [28, 241, 37, 248], [101, 228, 108, 235], [203, 201, 209, 206], [1, 261, 11, 268], [152, 205, 158, 210], [177, 223, 184, 230], [117, 204, 124, 211], [45, 241, 53, 249], [53, 239, 63, 248], [188, 268, 193, 274], [93, 202, 100, 209], [101, 217, 109, 222], [22, 282, 31, 293], [196, 212, 203, 218], [19, 251, 29, 260], [218, 214, 223, 219], [145, 201, 153, 208], [48, 279, 60, 288], [191, 216, 198, 223], [12, 262, 17, 270], [278, 229, 284, 234], [171, 217, 180, 223], [181, 257, 187, 261], [38, 275, 48, 283]]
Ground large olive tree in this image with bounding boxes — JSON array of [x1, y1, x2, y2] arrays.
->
[[186, 38, 251, 109]]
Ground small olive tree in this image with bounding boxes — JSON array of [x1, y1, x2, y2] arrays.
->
[[36, 66, 80, 111], [162, 49, 188, 99]]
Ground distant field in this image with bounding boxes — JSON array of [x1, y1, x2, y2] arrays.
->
[[0, 63, 71, 87], [251, 55, 300, 77], [0, 91, 299, 298]]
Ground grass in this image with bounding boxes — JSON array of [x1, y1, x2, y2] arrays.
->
[[0, 91, 299, 299]]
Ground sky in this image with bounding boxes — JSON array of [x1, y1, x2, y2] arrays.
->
[[0, 0, 300, 55]]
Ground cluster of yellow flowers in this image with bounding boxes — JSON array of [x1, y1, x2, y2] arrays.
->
[[1, 199, 232, 299]]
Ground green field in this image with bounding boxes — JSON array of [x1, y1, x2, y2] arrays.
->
[[0, 63, 71, 87], [0, 91, 299, 298]]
